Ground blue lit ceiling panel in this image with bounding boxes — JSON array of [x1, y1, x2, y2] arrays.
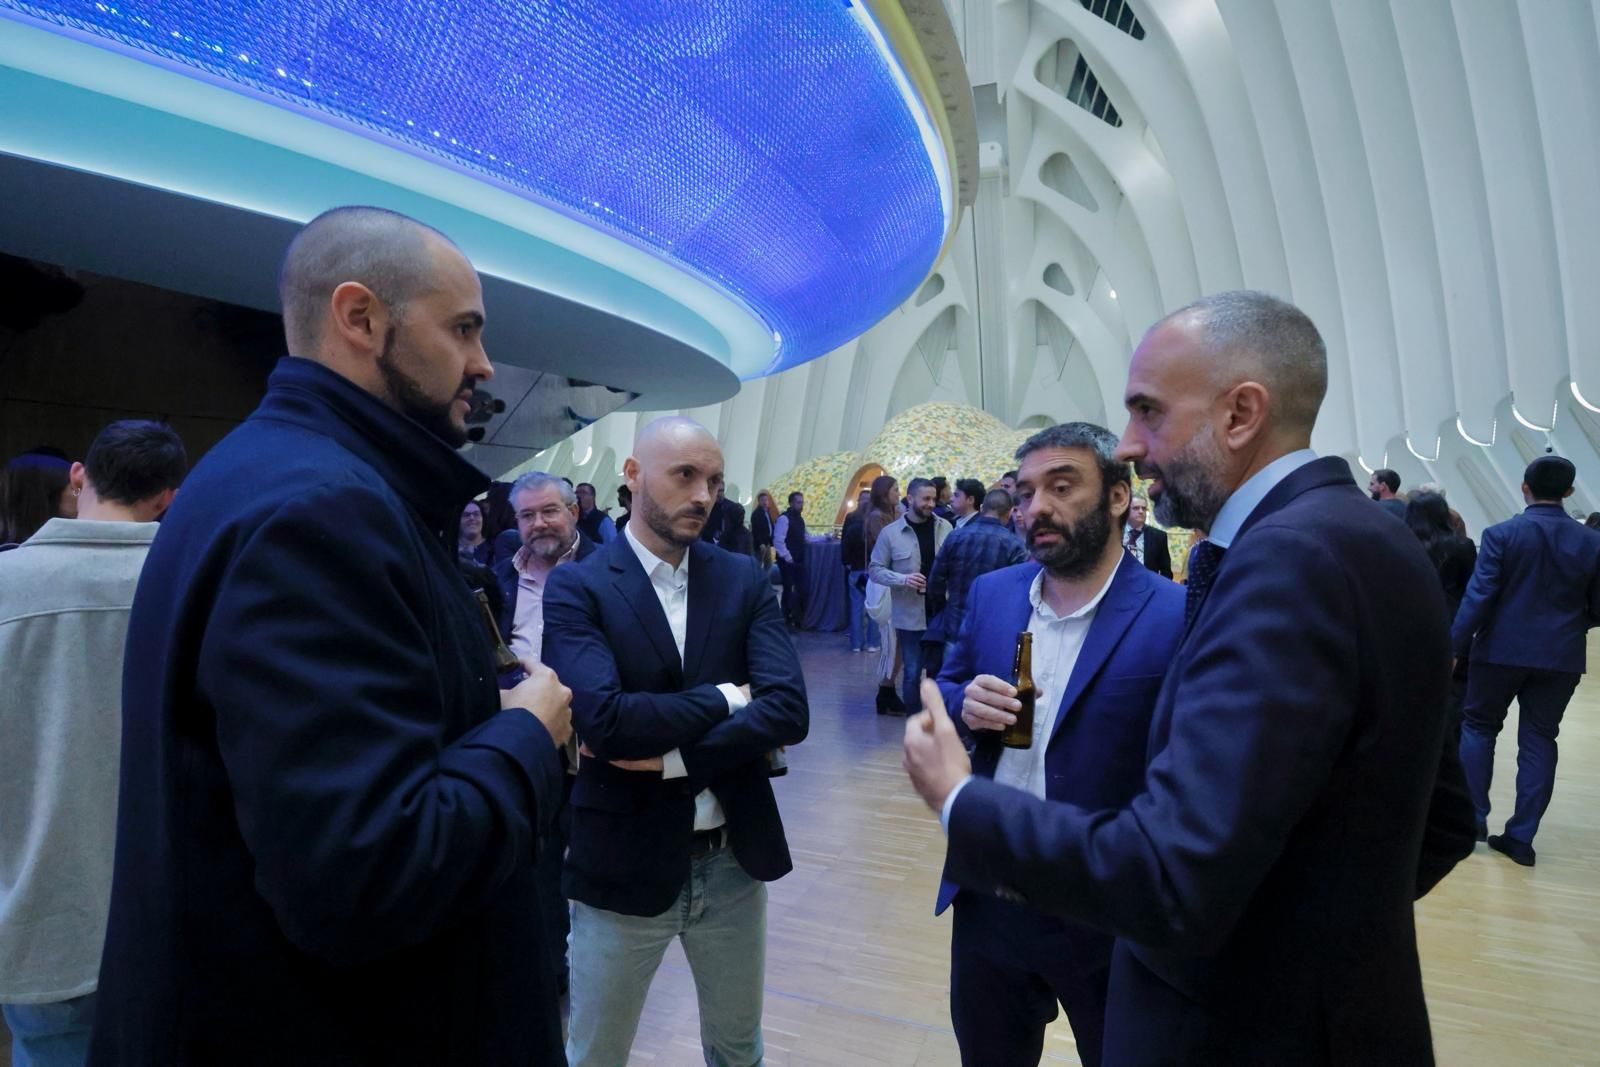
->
[[0, 1, 952, 375]]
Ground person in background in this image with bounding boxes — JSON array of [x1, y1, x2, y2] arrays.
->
[[869, 477, 951, 716], [865, 475, 902, 704], [950, 478, 985, 530], [0, 420, 186, 1067], [933, 476, 955, 522], [926, 487, 1027, 669], [458, 499, 491, 565], [1453, 455, 1600, 866], [616, 483, 633, 533], [841, 488, 871, 652], [700, 482, 731, 544], [1122, 495, 1173, 580], [774, 491, 824, 629], [1369, 468, 1407, 520], [1585, 512, 1599, 531], [1406, 492, 1477, 734], [90, 205, 574, 1064], [720, 500, 754, 558], [995, 471, 1020, 534], [0, 449, 77, 548], [575, 482, 617, 545], [752, 489, 777, 568]]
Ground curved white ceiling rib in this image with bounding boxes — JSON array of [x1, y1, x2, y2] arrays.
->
[[528, 0, 1597, 541]]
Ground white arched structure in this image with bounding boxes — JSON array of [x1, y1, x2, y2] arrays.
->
[[529, 0, 1599, 537]]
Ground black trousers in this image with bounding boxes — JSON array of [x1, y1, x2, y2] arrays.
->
[[777, 557, 806, 626]]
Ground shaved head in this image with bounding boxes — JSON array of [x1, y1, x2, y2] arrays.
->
[[1155, 290, 1327, 434], [625, 417, 724, 560], [278, 206, 454, 357]]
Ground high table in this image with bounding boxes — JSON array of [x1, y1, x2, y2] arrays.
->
[[800, 540, 847, 633]]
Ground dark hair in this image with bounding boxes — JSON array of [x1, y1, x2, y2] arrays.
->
[[1002, 470, 1018, 482], [576, 482, 596, 495], [982, 488, 1013, 516], [955, 477, 985, 502], [1524, 456, 1575, 502], [931, 476, 948, 492], [617, 484, 632, 506], [869, 475, 897, 515], [788, 491, 803, 507], [0, 453, 71, 544], [1586, 512, 1600, 530], [905, 477, 935, 500], [1014, 422, 1130, 496], [83, 420, 187, 506], [1372, 469, 1400, 494], [1405, 493, 1455, 559]]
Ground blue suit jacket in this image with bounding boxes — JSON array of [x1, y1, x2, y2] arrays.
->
[[935, 557, 1184, 969], [942, 457, 1476, 1066], [1451, 503, 1600, 674], [492, 532, 598, 641], [90, 359, 565, 1065], [542, 535, 809, 916]]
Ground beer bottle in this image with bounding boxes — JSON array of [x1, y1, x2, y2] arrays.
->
[[474, 589, 528, 689], [1001, 631, 1036, 749]]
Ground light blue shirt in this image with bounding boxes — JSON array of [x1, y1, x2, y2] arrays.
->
[[1205, 449, 1319, 549], [938, 448, 1320, 833]]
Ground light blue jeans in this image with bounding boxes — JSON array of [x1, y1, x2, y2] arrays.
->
[[566, 844, 767, 1066], [3, 994, 96, 1067]]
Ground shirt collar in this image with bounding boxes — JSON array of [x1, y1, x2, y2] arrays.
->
[[1027, 552, 1125, 622], [1207, 449, 1319, 549], [625, 520, 689, 586], [514, 534, 578, 579], [21, 517, 160, 546]]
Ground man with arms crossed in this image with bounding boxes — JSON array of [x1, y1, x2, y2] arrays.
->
[[906, 291, 1475, 1065], [544, 416, 809, 1066]]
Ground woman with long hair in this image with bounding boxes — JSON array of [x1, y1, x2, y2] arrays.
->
[[864, 474, 903, 714], [0, 452, 77, 548], [1406, 492, 1477, 728], [751, 488, 778, 568]]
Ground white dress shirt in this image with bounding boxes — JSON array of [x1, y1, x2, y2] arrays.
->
[[623, 525, 747, 830], [1124, 525, 1146, 564], [941, 556, 1124, 828]]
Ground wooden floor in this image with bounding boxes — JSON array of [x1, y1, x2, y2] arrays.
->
[[5, 634, 1595, 1066], [623, 630, 1600, 1067]]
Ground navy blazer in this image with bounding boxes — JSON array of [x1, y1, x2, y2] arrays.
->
[[1451, 503, 1600, 674], [91, 358, 565, 1065], [935, 558, 1184, 962], [542, 535, 809, 916], [943, 457, 1477, 1066], [492, 532, 598, 642]]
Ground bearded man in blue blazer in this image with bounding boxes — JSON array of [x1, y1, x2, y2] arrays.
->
[[934, 422, 1185, 1066], [907, 291, 1476, 1066]]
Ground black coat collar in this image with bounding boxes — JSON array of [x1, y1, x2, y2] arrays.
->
[[255, 357, 489, 533], [1234, 455, 1356, 545]]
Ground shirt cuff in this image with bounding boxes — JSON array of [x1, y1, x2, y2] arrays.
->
[[940, 775, 974, 834], [661, 748, 687, 779], [717, 683, 749, 714]]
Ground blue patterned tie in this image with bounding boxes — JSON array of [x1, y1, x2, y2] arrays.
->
[[1184, 540, 1226, 628]]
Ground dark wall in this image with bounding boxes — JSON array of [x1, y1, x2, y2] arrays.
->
[[0, 256, 281, 465]]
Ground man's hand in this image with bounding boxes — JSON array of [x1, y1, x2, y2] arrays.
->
[[578, 742, 663, 774], [500, 661, 572, 746], [905, 572, 928, 592], [903, 679, 971, 813], [961, 674, 1019, 733]]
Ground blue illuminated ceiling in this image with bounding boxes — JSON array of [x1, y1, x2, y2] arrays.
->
[[0, 0, 955, 375]]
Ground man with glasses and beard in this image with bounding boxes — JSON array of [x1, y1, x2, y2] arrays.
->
[[906, 291, 1476, 1066], [543, 416, 808, 1066], [91, 206, 574, 1065], [929, 423, 1185, 1066]]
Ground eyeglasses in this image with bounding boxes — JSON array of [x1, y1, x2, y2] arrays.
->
[[517, 507, 569, 523]]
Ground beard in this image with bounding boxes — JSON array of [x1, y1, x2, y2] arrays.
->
[[523, 527, 574, 563], [377, 325, 473, 449], [1029, 480, 1115, 580], [639, 481, 709, 548], [1145, 424, 1232, 531]]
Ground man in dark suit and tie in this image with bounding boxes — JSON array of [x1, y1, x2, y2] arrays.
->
[[1120, 495, 1172, 579], [1453, 455, 1600, 866], [935, 422, 1185, 1066], [543, 416, 809, 1066], [905, 290, 1476, 1066]]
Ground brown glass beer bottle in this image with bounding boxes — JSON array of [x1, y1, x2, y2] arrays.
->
[[1001, 631, 1035, 749]]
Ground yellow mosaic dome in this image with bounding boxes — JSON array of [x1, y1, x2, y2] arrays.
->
[[862, 402, 1029, 488]]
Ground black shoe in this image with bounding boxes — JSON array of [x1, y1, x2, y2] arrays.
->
[[1475, 824, 1488, 843], [875, 687, 891, 715], [883, 688, 906, 716], [1486, 834, 1536, 867]]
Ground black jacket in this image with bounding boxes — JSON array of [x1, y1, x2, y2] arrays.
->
[[91, 358, 565, 1065], [491, 532, 599, 643]]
